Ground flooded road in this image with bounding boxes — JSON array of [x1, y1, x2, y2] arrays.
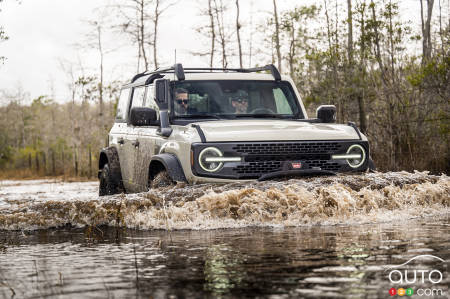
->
[[0, 220, 449, 298], [0, 172, 449, 298]]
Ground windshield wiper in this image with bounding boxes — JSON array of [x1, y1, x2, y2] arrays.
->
[[174, 114, 223, 120], [235, 114, 293, 119]]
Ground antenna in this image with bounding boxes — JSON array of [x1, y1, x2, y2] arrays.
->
[[174, 49, 177, 81]]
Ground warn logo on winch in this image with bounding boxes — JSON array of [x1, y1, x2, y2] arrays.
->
[[291, 162, 302, 169]]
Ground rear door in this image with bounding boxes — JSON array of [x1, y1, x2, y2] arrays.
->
[[111, 88, 131, 191]]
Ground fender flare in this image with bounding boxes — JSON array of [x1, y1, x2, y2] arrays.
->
[[150, 153, 187, 182], [98, 147, 123, 187]]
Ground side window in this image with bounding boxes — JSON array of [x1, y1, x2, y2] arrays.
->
[[273, 88, 293, 114], [130, 86, 146, 109], [116, 88, 130, 121], [144, 85, 160, 114]]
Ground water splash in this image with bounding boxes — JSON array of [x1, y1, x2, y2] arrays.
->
[[0, 171, 448, 230]]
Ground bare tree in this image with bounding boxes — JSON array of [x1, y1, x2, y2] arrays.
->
[[272, 0, 282, 72], [192, 0, 217, 67], [347, 0, 354, 64], [0, 0, 9, 65], [420, 0, 435, 62], [248, 0, 254, 67], [208, 0, 216, 67], [236, 0, 243, 68], [111, 0, 153, 72], [152, 0, 176, 69], [213, 0, 229, 68]]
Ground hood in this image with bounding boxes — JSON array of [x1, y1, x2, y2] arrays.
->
[[191, 119, 361, 142]]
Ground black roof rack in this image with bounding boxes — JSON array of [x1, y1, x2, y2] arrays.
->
[[130, 63, 281, 83]]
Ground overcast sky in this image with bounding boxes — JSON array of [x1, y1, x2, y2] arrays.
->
[[0, 0, 427, 103]]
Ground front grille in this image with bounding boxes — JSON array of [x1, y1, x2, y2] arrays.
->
[[232, 142, 341, 155], [192, 140, 366, 179], [308, 160, 341, 171], [235, 161, 282, 175], [230, 142, 345, 178], [246, 154, 329, 162], [233, 160, 341, 177]]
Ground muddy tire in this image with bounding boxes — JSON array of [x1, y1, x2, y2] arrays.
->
[[368, 158, 376, 172], [149, 170, 175, 189], [99, 164, 119, 196]]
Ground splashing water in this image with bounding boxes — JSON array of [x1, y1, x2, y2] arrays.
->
[[0, 171, 448, 230]]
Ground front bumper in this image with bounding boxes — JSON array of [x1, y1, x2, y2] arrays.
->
[[191, 140, 370, 180]]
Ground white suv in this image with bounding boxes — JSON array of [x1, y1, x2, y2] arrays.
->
[[98, 64, 373, 195]]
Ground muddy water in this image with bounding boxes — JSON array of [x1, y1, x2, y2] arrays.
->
[[0, 172, 448, 230], [0, 172, 449, 298], [0, 219, 449, 298]]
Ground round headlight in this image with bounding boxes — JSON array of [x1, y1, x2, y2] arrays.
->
[[199, 147, 223, 172], [346, 144, 366, 168]]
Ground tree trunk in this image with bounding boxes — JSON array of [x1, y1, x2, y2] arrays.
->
[[42, 151, 47, 175], [62, 150, 65, 175], [74, 147, 78, 177], [236, 0, 243, 68], [153, 0, 160, 69], [248, 0, 254, 67], [420, 0, 435, 62], [139, 0, 148, 70], [324, 0, 341, 121], [97, 24, 104, 118], [370, 1, 384, 79], [213, 0, 228, 68], [288, 27, 295, 79], [35, 152, 40, 173], [347, 0, 353, 64], [51, 149, 56, 175], [358, 2, 368, 133], [272, 0, 282, 72], [88, 145, 92, 179], [208, 0, 215, 68]]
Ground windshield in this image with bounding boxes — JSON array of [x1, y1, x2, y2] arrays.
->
[[171, 80, 303, 120]]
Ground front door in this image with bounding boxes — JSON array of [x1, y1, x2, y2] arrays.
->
[[131, 84, 162, 192], [119, 86, 147, 192]]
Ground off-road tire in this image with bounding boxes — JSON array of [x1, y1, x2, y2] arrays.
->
[[368, 158, 376, 172], [99, 164, 119, 196], [149, 170, 175, 189]]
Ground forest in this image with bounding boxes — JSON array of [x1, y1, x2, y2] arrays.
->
[[0, 0, 448, 179]]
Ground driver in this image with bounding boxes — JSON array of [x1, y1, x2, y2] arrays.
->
[[231, 90, 249, 114], [174, 88, 191, 115]]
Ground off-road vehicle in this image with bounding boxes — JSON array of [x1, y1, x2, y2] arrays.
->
[[98, 64, 373, 195]]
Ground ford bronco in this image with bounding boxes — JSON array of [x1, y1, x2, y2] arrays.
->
[[98, 64, 373, 195]]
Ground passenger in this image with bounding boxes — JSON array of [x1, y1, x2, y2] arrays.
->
[[231, 90, 249, 114]]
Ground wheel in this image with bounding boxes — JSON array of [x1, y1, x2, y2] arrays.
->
[[99, 164, 119, 196], [249, 107, 275, 114], [149, 170, 175, 189]]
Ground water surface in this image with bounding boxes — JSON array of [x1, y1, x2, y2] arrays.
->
[[0, 219, 449, 298], [0, 172, 449, 298]]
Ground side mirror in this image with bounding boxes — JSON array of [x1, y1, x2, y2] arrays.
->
[[316, 105, 336, 123], [130, 107, 158, 126], [154, 78, 170, 109]]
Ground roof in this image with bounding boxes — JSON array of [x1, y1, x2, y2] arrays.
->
[[123, 63, 286, 88], [130, 72, 290, 86]]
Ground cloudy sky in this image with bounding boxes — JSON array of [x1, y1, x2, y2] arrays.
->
[[0, 0, 424, 103]]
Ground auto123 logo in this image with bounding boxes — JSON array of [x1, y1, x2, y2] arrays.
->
[[385, 255, 447, 297]]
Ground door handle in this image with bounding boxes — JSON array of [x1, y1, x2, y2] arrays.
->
[[118, 138, 124, 145], [132, 140, 140, 147]]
